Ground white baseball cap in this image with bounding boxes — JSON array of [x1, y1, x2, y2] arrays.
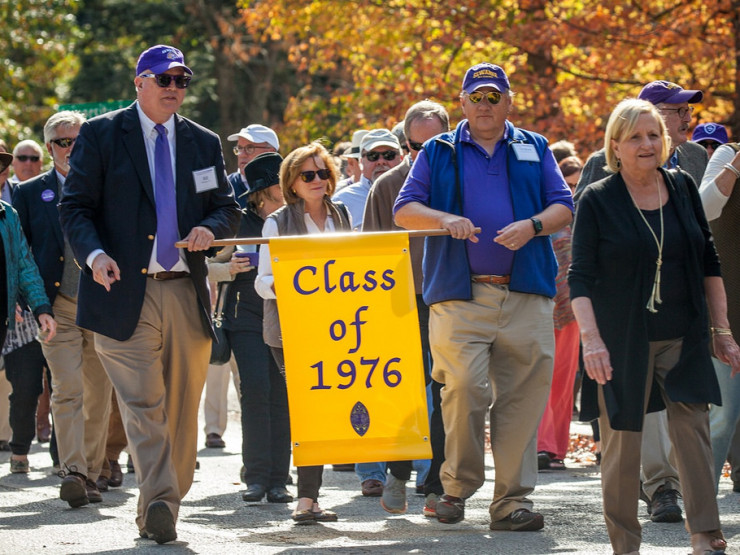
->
[[227, 124, 279, 151], [342, 130, 369, 159]]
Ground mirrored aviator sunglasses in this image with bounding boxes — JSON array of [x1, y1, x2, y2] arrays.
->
[[468, 91, 502, 105], [51, 137, 76, 148], [140, 73, 192, 89], [299, 169, 331, 182]]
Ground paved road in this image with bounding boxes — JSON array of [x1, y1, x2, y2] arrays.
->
[[1, 386, 738, 554]]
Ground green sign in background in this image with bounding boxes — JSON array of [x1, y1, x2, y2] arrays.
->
[[58, 100, 132, 118]]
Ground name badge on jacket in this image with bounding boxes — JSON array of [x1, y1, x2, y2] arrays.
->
[[511, 143, 540, 162], [193, 167, 218, 193]]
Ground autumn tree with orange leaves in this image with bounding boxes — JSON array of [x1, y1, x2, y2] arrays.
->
[[241, 0, 740, 157]]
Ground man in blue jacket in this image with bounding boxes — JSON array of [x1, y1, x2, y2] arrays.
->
[[394, 62, 573, 531]]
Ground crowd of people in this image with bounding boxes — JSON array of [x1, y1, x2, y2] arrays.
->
[[1, 44, 740, 555]]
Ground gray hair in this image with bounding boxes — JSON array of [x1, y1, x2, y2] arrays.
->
[[391, 122, 405, 147], [13, 139, 44, 157], [43, 111, 86, 143], [403, 100, 450, 139]]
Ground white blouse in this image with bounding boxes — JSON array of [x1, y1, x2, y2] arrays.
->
[[699, 144, 737, 222], [254, 212, 340, 300]]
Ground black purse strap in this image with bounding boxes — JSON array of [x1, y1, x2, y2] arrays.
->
[[213, 281, 229, 320]]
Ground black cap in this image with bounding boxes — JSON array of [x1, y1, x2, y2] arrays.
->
[[244, 152, 283, 194], [0, 152, 12, 173]]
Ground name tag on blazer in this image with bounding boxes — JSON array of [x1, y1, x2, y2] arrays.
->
[[511, 143, 540, 162], [193, 167, 218, 193]]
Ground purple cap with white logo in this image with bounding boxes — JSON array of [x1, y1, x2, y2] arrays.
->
[[692, 122, 729, 145], [136, 44, 192, 76]]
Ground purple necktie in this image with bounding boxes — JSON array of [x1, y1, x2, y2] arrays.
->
[[154, 124, 179, 270]]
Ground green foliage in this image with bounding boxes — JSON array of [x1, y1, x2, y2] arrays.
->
[[0, 0, 83, 143]]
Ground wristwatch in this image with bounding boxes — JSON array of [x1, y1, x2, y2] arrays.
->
[[530, 217, 543, 235]]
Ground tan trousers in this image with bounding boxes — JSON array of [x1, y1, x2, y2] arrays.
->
[[100, 391, 128, 479], [95, 278, 210, 531], [429, 283, 554, 521], [0, 368, 11, 441], [202, 357, 239, 436], [640, 409, 680, 499], [598, 338, 720, 554], [43, 293, 111, 481]]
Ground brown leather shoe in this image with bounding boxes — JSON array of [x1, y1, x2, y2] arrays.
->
[[145, 501, 177, 544], [86, 479, 103, 503], [361, 479, 384, 497], [205, 433, 226, 448], [96, 476, 109, 492], [108, 459, 123, 487], [60, 474, 89, 508]]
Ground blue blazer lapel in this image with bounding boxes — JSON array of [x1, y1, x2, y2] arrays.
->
[[174, 114, 195, 234], [121, 104, 156, 208], [42, 171, 65, 251]]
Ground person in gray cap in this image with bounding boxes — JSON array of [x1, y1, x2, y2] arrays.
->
[[226, 124, 279, 209], [332, 128, 401, 231], [573, 79, 707, 526], [59, 44, 240, 544]]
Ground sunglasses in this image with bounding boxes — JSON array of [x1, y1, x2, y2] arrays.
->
[[299, 168, 331, 182], [466, 91, 502, 105], [0, 162, 8, 174], [233, 144, 272, 156], [408, 141, 424, 152], [50, 137, 76, 148], [363, 150, 398, 162], [699, 141, 722, 150], [15, 155, 41, 162], [140, 73, 192, 89]]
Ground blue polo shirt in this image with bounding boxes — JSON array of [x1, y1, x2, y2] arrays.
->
[[395, 121, 570, 275]]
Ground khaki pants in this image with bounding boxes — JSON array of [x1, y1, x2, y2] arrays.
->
[[202, 357, 239, 436], [640, 409, 679, 499], [43, 293, 111, 481], [598, 338, 720, 554], [95, 278, 210, 531], [429, 283, 554, 521], [0, 369, 11, 441]]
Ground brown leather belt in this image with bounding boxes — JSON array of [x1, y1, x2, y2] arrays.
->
[[147, 271, 190, 281], [471, 274, 510, 285]]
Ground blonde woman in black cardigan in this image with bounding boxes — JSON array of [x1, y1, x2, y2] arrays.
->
[[569, 98, 740, 555]]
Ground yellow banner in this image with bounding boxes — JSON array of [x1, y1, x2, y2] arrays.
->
[[270, 231, 431, 467]]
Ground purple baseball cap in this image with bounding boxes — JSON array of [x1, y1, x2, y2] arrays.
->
[[136, 44, 192, 76], [692, 122, 729, 144], [462, 63, 510, 94], [638, 80, 703, 105]]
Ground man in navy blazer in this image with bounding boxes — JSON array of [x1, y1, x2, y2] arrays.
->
[[59, 45, 240, 543], [14, 110, 113, 509]]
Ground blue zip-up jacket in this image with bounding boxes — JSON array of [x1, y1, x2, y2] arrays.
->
[[0, 200, 52, 329], [422, 120, 559, 305]]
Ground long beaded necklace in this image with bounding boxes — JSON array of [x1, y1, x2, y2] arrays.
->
[[626, 173, 664, 313]]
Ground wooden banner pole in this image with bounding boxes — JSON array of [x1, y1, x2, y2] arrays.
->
[[174, 227, 482, 249]]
